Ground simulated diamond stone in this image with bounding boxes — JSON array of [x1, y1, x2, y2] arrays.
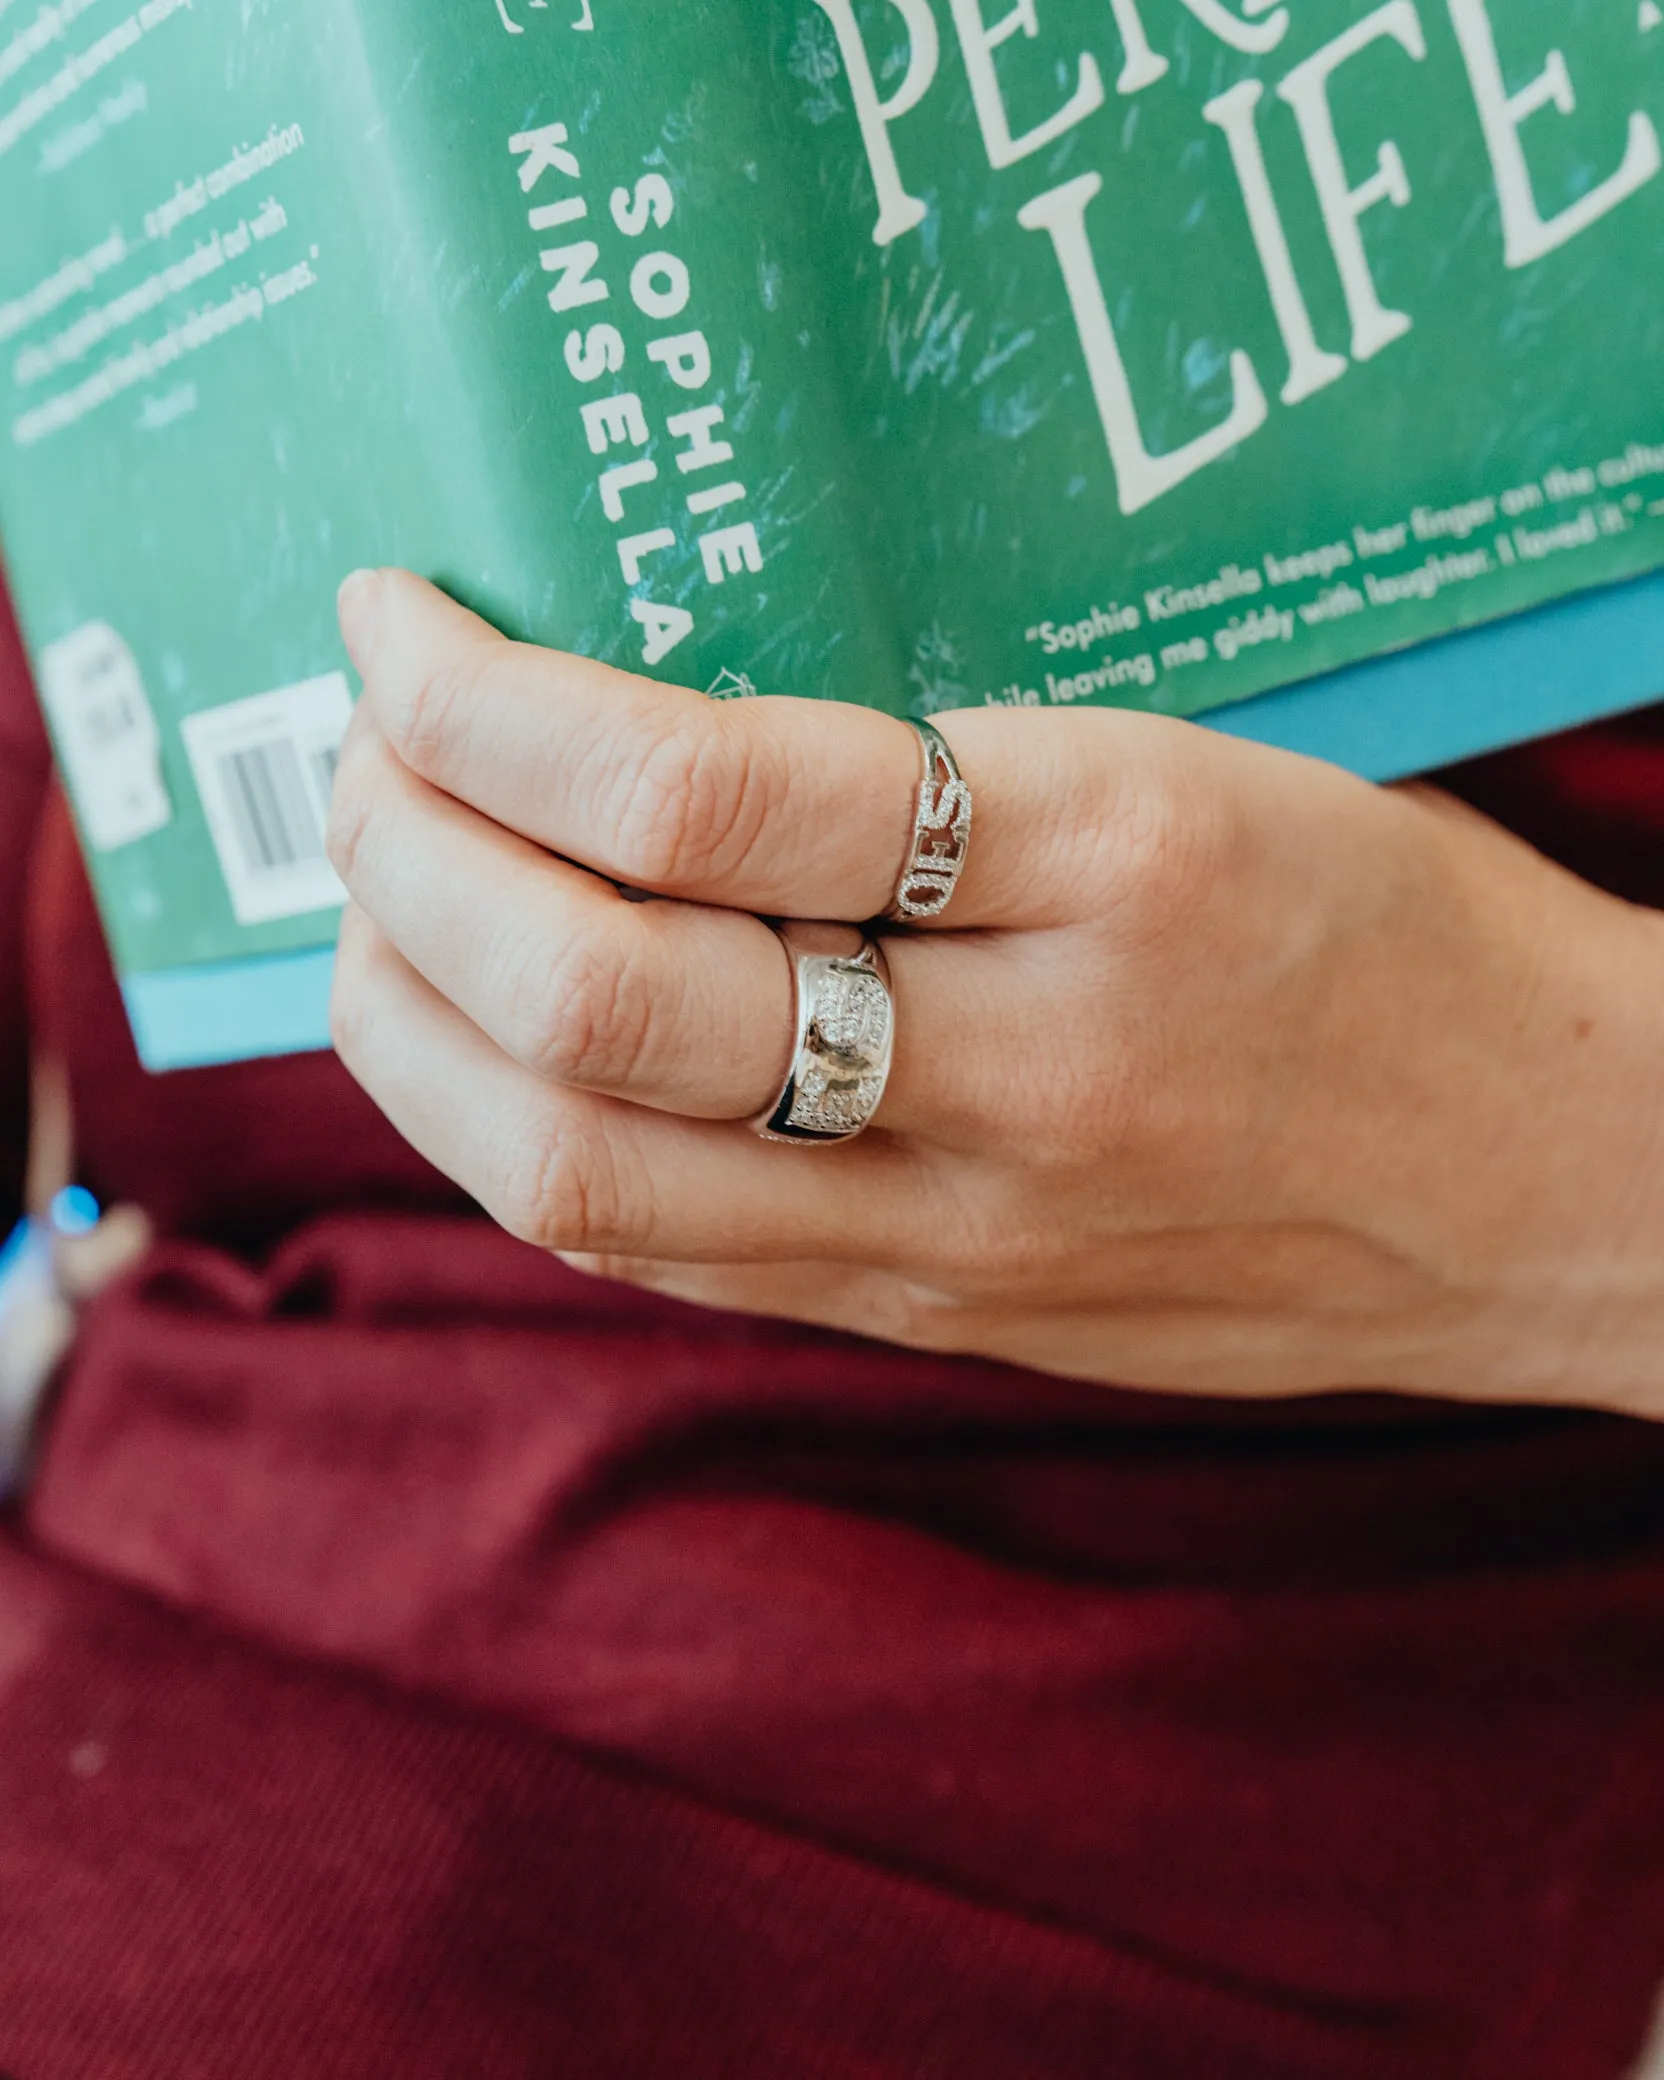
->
[[813, 970, 891, 1060]]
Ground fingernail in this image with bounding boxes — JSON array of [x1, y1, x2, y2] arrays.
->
[[337, 568, 384, 667]]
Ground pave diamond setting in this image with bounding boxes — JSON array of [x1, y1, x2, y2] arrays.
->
[[756, 936, 895, 1146], [786, 1065, 885, 1137], [785, 961, 892, 1136], [811, 969, 891, 1059], [892, 724, 972, 922]]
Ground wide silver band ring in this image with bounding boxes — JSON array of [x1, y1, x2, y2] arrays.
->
[[890, 721, 973, 923], [751, 923, 895, 1146]]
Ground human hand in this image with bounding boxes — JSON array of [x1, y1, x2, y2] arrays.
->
[[327, 570, 1664, 1413]]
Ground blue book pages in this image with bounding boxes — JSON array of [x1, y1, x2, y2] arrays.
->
[[1212, 566, 1664, 775], [125, 946, 339, 1075]]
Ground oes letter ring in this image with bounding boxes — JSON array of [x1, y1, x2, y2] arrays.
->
[[752, 923, 895, 1146], [890, 721, 973, 922]]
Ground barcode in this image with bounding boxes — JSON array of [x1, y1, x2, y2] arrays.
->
[[181, 674, 354, 928], [218, 737, 328, 879]]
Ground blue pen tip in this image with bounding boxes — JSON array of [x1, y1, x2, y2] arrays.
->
[[50, 1186, 101, 1237]]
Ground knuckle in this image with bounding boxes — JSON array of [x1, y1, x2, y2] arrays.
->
[[496, 1107, 644, 1258], [864, 1277, 958, 1352], [610, 713, 780, 890], [843, 1271, 996, 1362], [1103, 756, 1232, 948], [323, 748, 379, 888], [389, 651, 477, 778], [507, 927, 655, 1091]]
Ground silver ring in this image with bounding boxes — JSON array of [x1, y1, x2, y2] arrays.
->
[[890, 721, 973, 922], [752, 923, 895, 1146]]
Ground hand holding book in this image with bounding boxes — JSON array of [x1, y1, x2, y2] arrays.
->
[[3, 0, 1663, 1066], [329, 568, 1664, 1410]]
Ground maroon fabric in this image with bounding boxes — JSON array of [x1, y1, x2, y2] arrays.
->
[[4, 600, 1664, 2076], [6, 1543, 1318, 2080], [1441, 706, 1664, 912]]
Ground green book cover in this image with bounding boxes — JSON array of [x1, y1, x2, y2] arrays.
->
[[0, 0, 1661, 1068]]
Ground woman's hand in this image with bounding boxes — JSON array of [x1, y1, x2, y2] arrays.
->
[[327, 570, 1664, 1413]]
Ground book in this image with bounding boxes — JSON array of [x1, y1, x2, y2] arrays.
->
[[1, 0, 1661, 1072]]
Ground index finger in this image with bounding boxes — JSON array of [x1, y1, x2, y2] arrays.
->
[[335, 567, 1143, 930]]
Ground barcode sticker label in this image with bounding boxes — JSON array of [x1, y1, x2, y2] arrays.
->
[[180, 674, 353, 927], [37, 623, 173, 853]]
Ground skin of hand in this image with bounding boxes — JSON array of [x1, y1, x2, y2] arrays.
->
[[326, 568, 1664, 1415]]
